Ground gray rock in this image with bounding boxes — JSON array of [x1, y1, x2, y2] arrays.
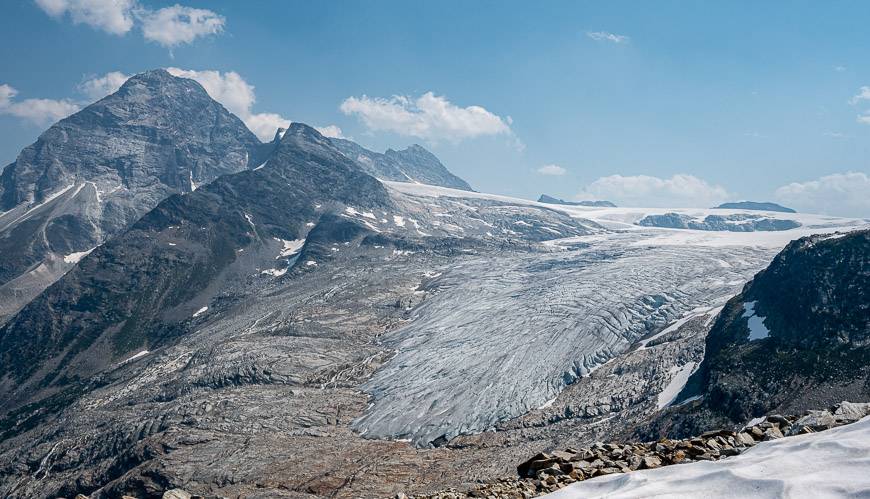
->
[[162, 490, 191, 499], [833, 401, 870, 423], [763, 426, 784, 440], [0, 69, 265, 323], [794, 411, 837, 431]]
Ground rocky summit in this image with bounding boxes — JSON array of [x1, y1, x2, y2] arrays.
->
[[0, 69, 267, 323]]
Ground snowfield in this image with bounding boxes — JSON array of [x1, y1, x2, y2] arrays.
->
[[545, 416, 870, 499]]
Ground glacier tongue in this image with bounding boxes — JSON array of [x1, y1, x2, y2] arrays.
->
[[354, 232, 775, 446]]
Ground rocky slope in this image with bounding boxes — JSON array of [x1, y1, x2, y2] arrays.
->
[[0, 123, 389, 410], [646, 230, 870, 437], [330, 138, 473, 190], [0, 69, 268, 323]]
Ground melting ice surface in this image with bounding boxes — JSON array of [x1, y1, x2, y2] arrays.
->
[[741, 301, 770, 340]]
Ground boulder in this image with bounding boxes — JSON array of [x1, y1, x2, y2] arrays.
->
[[517, 453, 558, 478], [763, 426, 784, 440], [163, 489, 192, 499], [794, 410, 837, 431], [735, 432, 757, 446], [833, 402, 870, 424]]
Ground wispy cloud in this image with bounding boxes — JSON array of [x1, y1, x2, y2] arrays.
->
[[576, 174, 729, 208], [849, 86, 870, 124], [823, 131, 850, 138], [834, 65, 847, 72], [0, 83, 80, 126], [78, 71, 131, 100], [166, 68, 288, 141], [340, 92, 514, 143], [33, 0, 225, 51], [314, 125, 345, 139], [34, 0, 136, 35], [849, 86, 870, 105], [537, 164, 567, 176], [165, 68, 341, 142], [141, 5, 224, 49], [586, 31, 630, 44]]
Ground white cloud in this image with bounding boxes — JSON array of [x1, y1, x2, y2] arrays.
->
[[34, 0, 136, 35], [33, 0, 224, 50], [775, 172, 870, 217], [849, 86, 870, 105], [141, 5, 224, 48], [0, 83, 80, 126], [315, 125, 345, 139], [340, 92, 513, 143], [576, 174, 729, 208], [165, 68, 288, 141], [537, 164, 567, 176], [835, 66, 847, 72], [78, 71, 131, 100], [586, 31, 630, 44]]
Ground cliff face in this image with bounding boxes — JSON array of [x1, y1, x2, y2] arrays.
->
[[649, 230, 870, 437]]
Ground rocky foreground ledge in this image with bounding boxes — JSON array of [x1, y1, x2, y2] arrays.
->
[[405, 401, 870, 499], [57, 402, 870, 499]]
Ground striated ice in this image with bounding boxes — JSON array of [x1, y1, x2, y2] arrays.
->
[[354, 231, 776, 446]]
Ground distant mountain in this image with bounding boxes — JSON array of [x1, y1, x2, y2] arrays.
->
[[638, 212, 800, 232], [330, 138, 473, 191], [647, 230, 870, 437], [714, 201, 796, 213], [538, 194, 616, 207], [0, 69, 268, 322]]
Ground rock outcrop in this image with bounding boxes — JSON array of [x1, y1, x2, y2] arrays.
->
[[647, 230, 870, 437]]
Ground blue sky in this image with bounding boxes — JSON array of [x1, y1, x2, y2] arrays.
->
[[1, 1, 869, 215]]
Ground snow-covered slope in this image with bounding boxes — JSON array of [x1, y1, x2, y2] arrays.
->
[[546, 416, 870, 499]]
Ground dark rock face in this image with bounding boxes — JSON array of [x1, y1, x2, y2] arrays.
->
[[652, 230, 870, 437], [0, 69, 267, 322], [0, 123, 390, 410], [537, 195, 616, 207], [714, 201, 796, 213], [330, 138, 473, 190], [638, 212, 800, 231]]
